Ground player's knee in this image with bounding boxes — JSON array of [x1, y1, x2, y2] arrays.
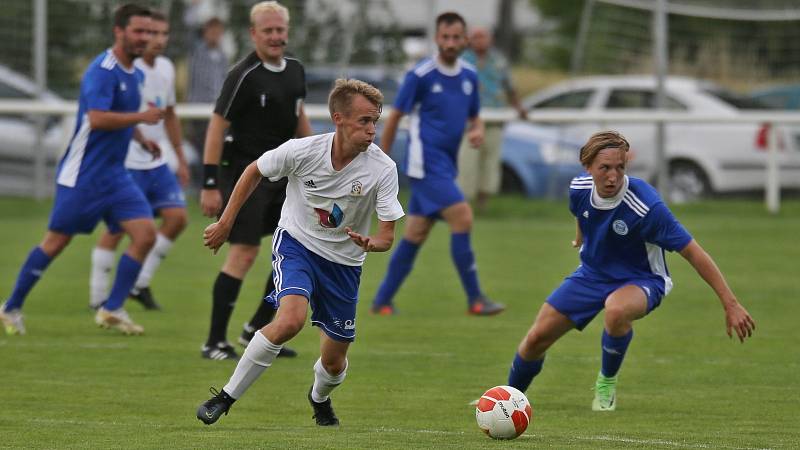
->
[[603, 303, 633, 332], [321, 356, 347, 376]]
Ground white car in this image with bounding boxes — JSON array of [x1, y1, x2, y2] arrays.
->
[[518, 75, 800, 202]]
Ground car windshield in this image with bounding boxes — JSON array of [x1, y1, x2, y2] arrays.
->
[[704, 88, 771, 110]]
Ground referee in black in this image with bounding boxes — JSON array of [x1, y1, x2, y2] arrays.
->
[[199, 1, 311, 360]]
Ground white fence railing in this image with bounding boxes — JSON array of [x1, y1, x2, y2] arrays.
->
[[2, 100, 799, 213]]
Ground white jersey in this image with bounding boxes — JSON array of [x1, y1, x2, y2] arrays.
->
[[256, 133, 405, 266], [125, 56, 177, 170]]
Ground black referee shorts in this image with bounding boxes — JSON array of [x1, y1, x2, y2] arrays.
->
[[219, 157, 286, 246]]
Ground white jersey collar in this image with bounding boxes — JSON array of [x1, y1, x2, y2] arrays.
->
[[591, 175, 629, 210], [435, 54, 462, 76], [263, 58, 287, 72]]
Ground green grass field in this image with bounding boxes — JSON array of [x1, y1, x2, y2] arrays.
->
[[0, 195, 798, 449]]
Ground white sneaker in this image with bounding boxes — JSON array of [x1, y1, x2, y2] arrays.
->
[[95, 307, 144, 335], [0, 307, 26, 335]]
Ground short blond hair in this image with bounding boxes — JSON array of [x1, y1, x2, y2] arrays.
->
[[250, 1, 289, 26], [579, 131, 630, 166], [328, 79, 384, 116]]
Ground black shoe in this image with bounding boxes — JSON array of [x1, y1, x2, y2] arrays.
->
[[201, 341, 239, 360], [308, 386, 340, 426], [238, 323, 298, 358], [196, 387, 234, 425], [129, 287, 161, 311]]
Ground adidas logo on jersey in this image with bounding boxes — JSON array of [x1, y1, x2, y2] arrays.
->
[[304, 179, 317, 188], [431, 83, 443, 93]]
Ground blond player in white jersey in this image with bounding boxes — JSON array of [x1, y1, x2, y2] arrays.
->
[[89, 10, 190, 312], [196, 78, 404, 427]]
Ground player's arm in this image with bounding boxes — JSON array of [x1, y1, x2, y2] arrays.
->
[[571, 218, 583, 248], [164, 105, 190, 186], [678, 239, 756, 342], [380, 109, 404, 155], [199, 112, 231, 217], [203, 161, 262, 253], [345, 220, 396, 253], [295, 103, 313, 138], [88, 106, 163, 130]]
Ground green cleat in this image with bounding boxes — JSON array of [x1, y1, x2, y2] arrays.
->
[[0, 307, 26, 335], [592, 372, 617, 411]]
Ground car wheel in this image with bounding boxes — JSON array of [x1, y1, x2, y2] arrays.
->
[[668, 161, 710, 204], [501, 164, 524, 194]]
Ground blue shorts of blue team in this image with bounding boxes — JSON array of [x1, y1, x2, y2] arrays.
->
[[407, 177, 465, 217], [546, 274, 665, 331], [265, 228, 362, 342], [129, 164, 186, 213], [48, 175, 152, 235]]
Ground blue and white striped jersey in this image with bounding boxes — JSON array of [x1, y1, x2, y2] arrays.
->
[[568, 173, 693, 293], [57, 49, 143, 188], [393, 56, 480, 181]]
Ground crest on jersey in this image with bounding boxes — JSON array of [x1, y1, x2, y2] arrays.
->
[[315, 203, 344, 228], [612, 219, 629, 235], [350, 181, 363, 196], [462, 80, 473, 95]]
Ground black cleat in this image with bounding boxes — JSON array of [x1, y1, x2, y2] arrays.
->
[[238, 323, 298, 357], [129, 287, 161, 311], [196, 387, 234, 425], [308, 386, 340, 426], [201, 341, 239, 360]]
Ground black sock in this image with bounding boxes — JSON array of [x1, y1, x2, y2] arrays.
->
[[247, 271, 277, 330], [207, 272, 242, 346]]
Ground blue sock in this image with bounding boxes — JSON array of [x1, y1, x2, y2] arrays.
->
[[103, 254, 142, 311], [601, 329, 633, 378], [373, 239, 420, 306], [4, 247, 52, 310], [450, 232, 482, 303], [507, 353, 544, 393]]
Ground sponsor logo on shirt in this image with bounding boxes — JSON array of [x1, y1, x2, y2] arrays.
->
[[315, 203, 344, 228], [612, 219, 629, 235]]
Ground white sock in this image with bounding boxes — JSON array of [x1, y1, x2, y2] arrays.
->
[[90, 247, 115, 308], [134, 233, 173, 290], [223, 331, 282, 399], [311, 357, 348, 403]]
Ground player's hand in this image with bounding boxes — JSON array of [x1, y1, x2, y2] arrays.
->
[[141, 139, 161, 160], [571, 236, 583, 248], [203, 221, 230, 254], [200, 188, 223, 217], [724, 301, 756, 343], [345, 226, 376, 252], [140, 104, 164, 125], [467, 127, 484, 148], [176, 158, 190, 187]]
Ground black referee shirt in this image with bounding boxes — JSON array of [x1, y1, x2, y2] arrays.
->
[[214, 52, 306, 160]]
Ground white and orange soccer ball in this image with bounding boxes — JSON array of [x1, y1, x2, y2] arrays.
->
[[475, 385, 532, 440]]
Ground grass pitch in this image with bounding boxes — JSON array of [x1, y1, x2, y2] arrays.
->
[[0, 195, 798, 449]]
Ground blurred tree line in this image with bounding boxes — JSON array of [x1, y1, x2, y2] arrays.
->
[[0, 0, 405, 99]]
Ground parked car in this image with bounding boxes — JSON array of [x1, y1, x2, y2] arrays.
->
[[749, 84, 800, 110], [506, 75, 800, 202]]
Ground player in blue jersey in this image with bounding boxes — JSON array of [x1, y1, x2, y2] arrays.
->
[[0, 4, 163, 336], [370, 12, 505, 316], [505, 131, 756, 411]]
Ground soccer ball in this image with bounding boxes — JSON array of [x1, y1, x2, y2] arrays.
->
[[475, 385, 532, 439]]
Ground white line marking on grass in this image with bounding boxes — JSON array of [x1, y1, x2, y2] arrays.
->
[[576, 434, 773, 450]]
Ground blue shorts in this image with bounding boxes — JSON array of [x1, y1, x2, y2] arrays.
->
[[408, 177, 465, 217], [129, 165, 186, 213], [266, 228, 362, 342], [546, 275, 665, 331], [49, 176, 152, 235]]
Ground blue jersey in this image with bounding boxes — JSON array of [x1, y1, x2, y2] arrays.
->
[[393, 57, 480, 180], [56, 49, 144, 188], [568, 174, 692, 293]]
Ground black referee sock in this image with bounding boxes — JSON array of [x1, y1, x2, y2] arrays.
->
[[207, 272, 243, 346], [247, 271, 277, 330]]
